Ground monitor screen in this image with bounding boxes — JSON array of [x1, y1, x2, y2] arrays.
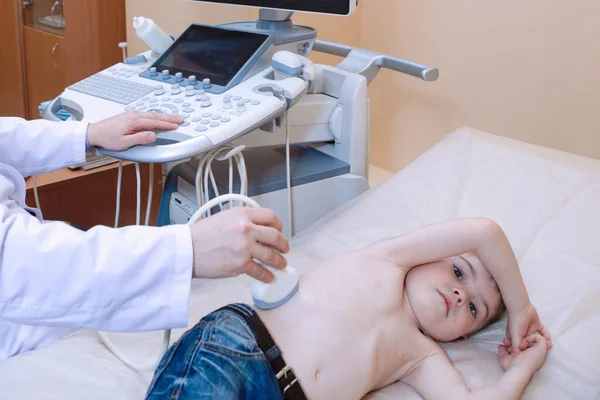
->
[[152, 25, 269, 87], [190, 0, 353, 15]]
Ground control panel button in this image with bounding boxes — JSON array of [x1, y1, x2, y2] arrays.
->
[[211, 115, 221, 120], [233, 96, 242, 101], [237, 101, 247, 113], [192, 117, 202, 122], [251, 100, 261, 105], [171, 84, 182, 95], [185, 86, 195, 97], [183, 107, 194, 113], [222, 97, 233, 109], [188, 75, 197, 85], [182, 102, 192, 107], [203, 78, 212, 88], [210, 122, 220, 128], [173, 98, 184, 104], [199, 95, 212, 107], [175, 72, 184, 82], [202, 113, 212, 118], [149, 67, 158, 76], [180, 121, 190, 127], [221, 117, 231, 123], [201, 119, 210, 125], [195, 125, 208, 132], [162, 69, 170, 80]]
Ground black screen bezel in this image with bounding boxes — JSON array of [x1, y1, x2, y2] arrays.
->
[[190, 0, 352, 15], [151, 24, 270, 87]]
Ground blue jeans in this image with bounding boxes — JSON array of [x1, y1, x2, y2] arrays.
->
[[145, 304, 284, 400]]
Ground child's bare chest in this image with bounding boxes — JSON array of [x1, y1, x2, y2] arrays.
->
[[257, 252, 431, 398]]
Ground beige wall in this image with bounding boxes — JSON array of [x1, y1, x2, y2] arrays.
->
[[126, 0, 600, 172]]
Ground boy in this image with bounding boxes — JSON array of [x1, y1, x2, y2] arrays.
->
[[146, 218, 552, 399]]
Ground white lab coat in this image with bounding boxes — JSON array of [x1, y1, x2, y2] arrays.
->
[[0, 118, 193, 361]]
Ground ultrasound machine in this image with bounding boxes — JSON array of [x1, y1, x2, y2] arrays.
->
[[43, 0, 439, 236]]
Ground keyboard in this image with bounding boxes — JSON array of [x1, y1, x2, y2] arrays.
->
[[68, 153, 119, 171], [69, 74, 156, 105]]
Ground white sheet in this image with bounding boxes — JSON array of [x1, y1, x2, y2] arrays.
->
[[1, 127, 599, 399]]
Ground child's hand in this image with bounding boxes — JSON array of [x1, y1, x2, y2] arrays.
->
[[506, 303, 552, 353], [498, 333, 549, 373]]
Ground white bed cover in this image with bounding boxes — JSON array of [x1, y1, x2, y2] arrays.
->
[[0, 127, 599, 399]]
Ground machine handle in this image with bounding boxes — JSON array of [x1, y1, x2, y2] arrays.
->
[[312, 40, 439, 83], [41, 96, 64, 121], [51, 43, 60, 69]]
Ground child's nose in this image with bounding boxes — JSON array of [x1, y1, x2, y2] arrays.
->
[[452, 288, 466, 306]]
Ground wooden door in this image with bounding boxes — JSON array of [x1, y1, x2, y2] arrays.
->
[[64, 0, 126, 84], [22, 26, 66, 119], [0, 0, 28, 117]]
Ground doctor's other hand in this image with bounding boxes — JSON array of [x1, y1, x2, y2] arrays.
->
[[87, 111, 183, 151], [189, 207, 290, 283]]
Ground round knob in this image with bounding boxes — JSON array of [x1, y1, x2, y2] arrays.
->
[[175, 72, 184, 82], [195, 88, 205, 96], [162, 69, 170, 80], [199, 95, 212, 108], [237, 101, 247, 113], [203, 78, 212, 89], [154, 87, 165, 96], [188, 75, 197, 85], [149, 67, 158, 76], [222, 97, 233, 109], [171, 84, 181, 95], [195, 93, 205, 102], [185, 86, 195, 97]]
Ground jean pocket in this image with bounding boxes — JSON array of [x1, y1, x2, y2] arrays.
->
[[204, 314, 266, 360]]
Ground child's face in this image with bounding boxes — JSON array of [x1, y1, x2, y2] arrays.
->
[[405, 253, 503, 342]]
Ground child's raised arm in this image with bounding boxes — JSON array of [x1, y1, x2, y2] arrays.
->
[[368, 218, 549, 351]]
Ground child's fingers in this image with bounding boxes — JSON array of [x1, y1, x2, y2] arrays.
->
[[503, 338, 512, 347], [518, 338, 529, 351], [539, 325, 553, 348], [498, 345, 510, 358]]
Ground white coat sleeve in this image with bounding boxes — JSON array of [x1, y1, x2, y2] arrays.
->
[[0, 204, 194, 332], [0, 117, 87, 177]]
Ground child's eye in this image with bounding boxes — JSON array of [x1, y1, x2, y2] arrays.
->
[[453, 265, 463, 281], [469, 301, 477, 317]]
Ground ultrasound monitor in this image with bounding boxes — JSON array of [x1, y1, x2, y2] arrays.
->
[[185, 0, 357, 16]]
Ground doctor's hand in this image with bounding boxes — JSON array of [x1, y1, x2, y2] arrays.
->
[[87, 111, 183, 151], [189, 207, 290, 283]]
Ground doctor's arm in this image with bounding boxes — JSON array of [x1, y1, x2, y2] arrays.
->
[[0, 204, 288, 331], [0, 112, 182, 177], [0, 204, 194, 331]]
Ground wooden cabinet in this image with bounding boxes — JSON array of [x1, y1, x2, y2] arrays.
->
[[23, 27, 66, 119], [0, 0, 27, 117], [1, 0, 126, 120]]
